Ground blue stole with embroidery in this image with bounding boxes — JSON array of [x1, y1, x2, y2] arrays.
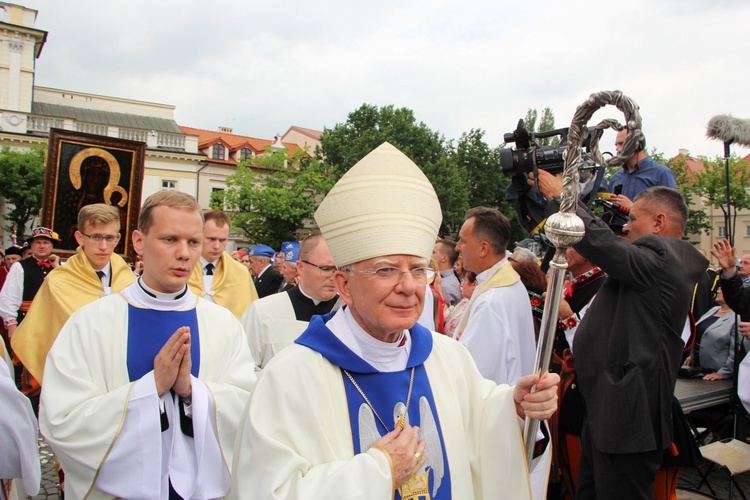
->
[[126, 306, 201, 381], [297, 314, 452, 499]]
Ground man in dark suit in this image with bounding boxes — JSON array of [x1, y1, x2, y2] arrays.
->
[[247, 244, 284, 298], [532, 172, 707, 499]]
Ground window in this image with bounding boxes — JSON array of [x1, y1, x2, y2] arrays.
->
[[746, 225, 750, 237], [718, 226, 726, 238], [162, 180, 177, 191], [212, 144, 225, 160], [240, 148, 252, 161]]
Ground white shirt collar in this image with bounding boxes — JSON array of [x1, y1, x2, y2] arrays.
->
[[476, 257, 508, 285], [95, 261, 112, 279], [199, 256, 219, 269]]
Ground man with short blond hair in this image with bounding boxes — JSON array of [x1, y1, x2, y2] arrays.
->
[[11, 204, 135, 495], [241, 233, 339, 371], [40, 192, 255, 499], [12, 204, 136, 386], [188, 209, 258, 318]]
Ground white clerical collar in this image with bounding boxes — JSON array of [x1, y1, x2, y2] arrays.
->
[[121, 277, 197, 311], [476, 257, 508, 286], [325, 307, 411, 372], [297, 283, 321, 305]]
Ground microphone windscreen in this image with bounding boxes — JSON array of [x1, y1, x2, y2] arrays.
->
[[706, 115, 750, 148]]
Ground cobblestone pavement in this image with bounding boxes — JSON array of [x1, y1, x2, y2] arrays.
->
[[32, 437, 59, 500]]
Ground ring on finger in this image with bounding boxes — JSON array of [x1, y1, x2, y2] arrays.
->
[[414, 452, 421, 460]]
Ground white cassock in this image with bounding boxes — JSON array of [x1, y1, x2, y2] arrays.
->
[[241, 287, 338, 373], [242, 292, 307, 373], [0, 356, 40, 499], [40, 284, 256, 500], [459, 271, 536, 385], [230, 308, 543, 499]]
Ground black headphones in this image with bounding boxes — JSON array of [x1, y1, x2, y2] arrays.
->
[[632, 129, 646, 152], [621, 126, 646, 153]]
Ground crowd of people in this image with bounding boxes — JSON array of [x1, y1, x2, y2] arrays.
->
[[0, 131, 749, 500]]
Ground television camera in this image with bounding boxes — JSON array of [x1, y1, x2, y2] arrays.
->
[[501, 119, 618, 235]]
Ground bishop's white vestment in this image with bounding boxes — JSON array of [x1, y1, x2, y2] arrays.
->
[[40, 282, 256, 499], [230, 308, 539, 499]]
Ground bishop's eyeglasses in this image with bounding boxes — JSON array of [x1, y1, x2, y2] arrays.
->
[[346, 266, 436, 286]]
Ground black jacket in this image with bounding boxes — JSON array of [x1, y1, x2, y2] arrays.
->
[[254, 267, 284, 299], [722, 272, 750, 322], [572, 204, 707, 454]]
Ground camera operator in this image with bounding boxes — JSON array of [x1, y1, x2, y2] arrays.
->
[[530, 170, 707, 500], [608, 128, 677, 210]]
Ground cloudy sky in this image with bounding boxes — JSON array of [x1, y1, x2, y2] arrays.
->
[[18, 0, 750, 160]]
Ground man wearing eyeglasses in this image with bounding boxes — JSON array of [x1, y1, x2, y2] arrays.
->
[[241, 233, 339, 372], [11, 205, 136, 406], [232, 142, 559, 499], [188, 210, 258, 319]]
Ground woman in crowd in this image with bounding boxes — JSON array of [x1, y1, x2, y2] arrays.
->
[[444, 271, 478, 339], [684, 288, 741, 381]]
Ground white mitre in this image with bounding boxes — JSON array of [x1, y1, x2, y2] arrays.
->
[[315, 142, 442, 267]]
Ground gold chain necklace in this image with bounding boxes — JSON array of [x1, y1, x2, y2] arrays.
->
[[343, 366, 415, 432]]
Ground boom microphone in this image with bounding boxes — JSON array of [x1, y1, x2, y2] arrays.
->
[[706, 114, 750, 148]]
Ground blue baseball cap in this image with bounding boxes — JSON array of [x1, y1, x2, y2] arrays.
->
[[248, 244, 275, 258]]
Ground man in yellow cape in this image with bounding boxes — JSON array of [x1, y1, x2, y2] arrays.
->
[[188, 209, 258, 319], [12, 204, 136, 384]]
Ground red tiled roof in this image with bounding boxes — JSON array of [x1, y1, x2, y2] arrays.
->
[[180, 126, 300, 165], [669, 151, 704, 184]]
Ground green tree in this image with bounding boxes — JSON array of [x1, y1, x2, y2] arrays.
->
[[0, 146, 45, 242], [455, 129, 527, 245], [688, 154, 750, 243], [522, 107, 557, 146], [214, 148, 333, 249], [523, 108, 538, 136], [667, 153, 711, 240], [318, 103, 469, 233]]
